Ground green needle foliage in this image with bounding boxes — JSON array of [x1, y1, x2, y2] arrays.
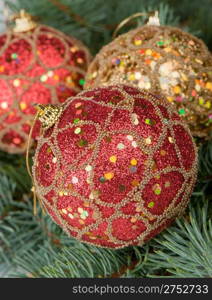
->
[[0, 0, 212, 278], [142, 201, 212, 278]]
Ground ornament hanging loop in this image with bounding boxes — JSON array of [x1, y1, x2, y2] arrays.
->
[[26, 104, 62, 215], [25, 108, 41, 216], [112, 11, 160, 39]]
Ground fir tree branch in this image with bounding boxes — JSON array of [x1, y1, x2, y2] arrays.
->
[[47, 0, 90, 28], [0, 0, 212, 279]]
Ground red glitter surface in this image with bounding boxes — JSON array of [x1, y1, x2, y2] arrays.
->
[[0, 25, 91, 153], [34, 85, 198, 248]]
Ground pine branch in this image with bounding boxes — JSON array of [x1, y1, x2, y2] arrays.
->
[[47, 0, 93, 28], [136, 200, 212, 278], [0, 0, 212, 279], [12, 243, 131, 278]]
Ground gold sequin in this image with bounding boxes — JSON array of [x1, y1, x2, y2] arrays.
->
[[131, 179, 139, 186], [146, 49, 152, 56], [206, 82, 212, 91], [205, 101, 211, 109], [167, 96, 173, 102], [128, 73, 135, 81], [68, 213, 74, 219], [74, 127, 81, 134], [1, 102, 8, 109], [78, 207, 83, 213], [136, 205, 142, 212], [160, 150, 166, 156], [20, 102, 27, 110], [67, 184, 74, 190], [84, 201, 90, 207], [70, 46, 78, 53], [53, 74, 59, 81], [168, 137, 174, 143], [173, 86, 181, 94], [109, 155, 117, 163], [145, 137, 152, 144], [134, 39, 142, 46], [132, 113, 139, 125], [130, 217, 137, 223], [75, 102, 82, 108], [52, 157, 57, 163], [13, 79, 20, 87], [130, 158, 137, 165], [104, 172, 114, 180], [132, 141, 137, 148]]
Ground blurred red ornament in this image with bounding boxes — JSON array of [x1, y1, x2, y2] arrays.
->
[[0, 11, 91, 153], [33, 85, 198, 249]]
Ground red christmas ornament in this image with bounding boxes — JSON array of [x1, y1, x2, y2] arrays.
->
[[33, 85, 198, 249], [0, 11, 91, 153]]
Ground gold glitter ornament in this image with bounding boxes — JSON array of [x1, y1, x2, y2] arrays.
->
[[85, 16, 212, 140]]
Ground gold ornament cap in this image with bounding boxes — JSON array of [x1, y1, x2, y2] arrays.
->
[[12, 9, 37, 33], [36, 104, 63, 130], [147, 11, 160, 26]]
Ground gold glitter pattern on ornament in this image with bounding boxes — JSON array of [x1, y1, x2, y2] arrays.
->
[[85, 25, 212, 140], [32, 86, 198, 249]]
